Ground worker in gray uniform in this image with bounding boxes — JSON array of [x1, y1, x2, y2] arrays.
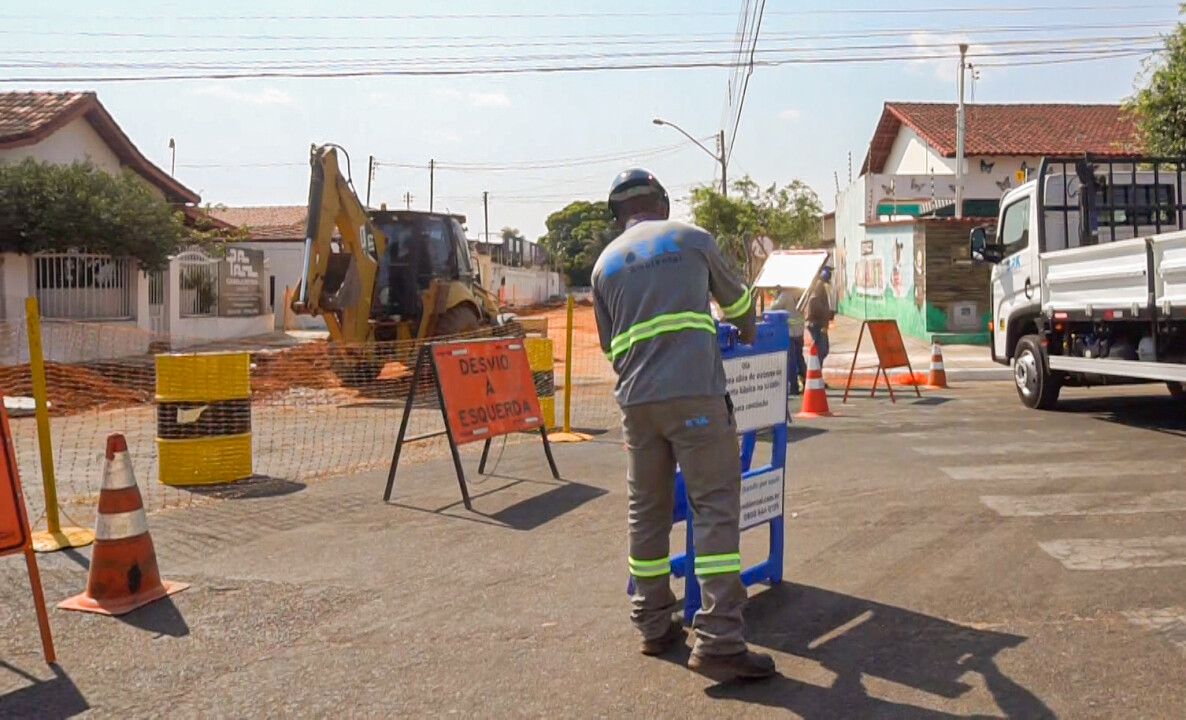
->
[[592, 168, 776, 680]]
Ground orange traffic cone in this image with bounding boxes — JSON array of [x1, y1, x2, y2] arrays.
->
[[926, 342, 948, 389], [795, 344, 834, 418], [59, 434, 188, 616]]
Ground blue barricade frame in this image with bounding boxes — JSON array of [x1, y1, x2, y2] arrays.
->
[[627, 311, 790, 623]]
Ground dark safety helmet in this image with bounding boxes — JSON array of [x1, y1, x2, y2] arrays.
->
[[607, 168, 669, 223]]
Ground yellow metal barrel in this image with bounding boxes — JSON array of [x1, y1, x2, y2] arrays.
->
[[155, 352, 252, 486], [523, 337, 556, 430]]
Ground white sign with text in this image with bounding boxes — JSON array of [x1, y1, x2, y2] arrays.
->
[[723, 351, 788, 434], [740, 469, 784, 530]]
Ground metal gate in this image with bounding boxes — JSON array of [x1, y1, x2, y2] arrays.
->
[[148, 269, 167, 335]]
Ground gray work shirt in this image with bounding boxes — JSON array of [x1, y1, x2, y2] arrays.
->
[[592, 219, 755, 407]]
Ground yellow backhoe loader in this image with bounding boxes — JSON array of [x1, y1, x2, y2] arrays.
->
[[291, 143, 514, 383]]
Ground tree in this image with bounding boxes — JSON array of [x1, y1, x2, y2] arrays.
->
[[1129, 18, 1186, 155], [689, 175, 823, 274], [538, 200, 615, 286], [0, 158, 183, 270]]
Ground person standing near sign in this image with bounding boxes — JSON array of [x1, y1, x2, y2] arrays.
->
[[806, 268, 834, 367], [592, 168, 776, 680], [770, 286, 807, 395]]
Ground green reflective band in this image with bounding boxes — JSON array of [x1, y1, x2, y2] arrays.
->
[[628, 556, 671, 578], [694, 552, 742, 576], [608, 312, 716, 360], [721, 287, 753, 319]]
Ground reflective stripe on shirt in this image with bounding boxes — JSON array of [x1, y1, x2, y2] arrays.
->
[[607, 311, 716, 360], [720, 287, 753, 320]]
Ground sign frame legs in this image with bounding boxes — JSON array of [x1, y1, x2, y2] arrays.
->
[[476, 427, 560, 481], [383, 345, 473, 510]]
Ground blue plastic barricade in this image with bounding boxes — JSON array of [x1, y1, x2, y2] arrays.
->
[[627, 311, 790, 623]]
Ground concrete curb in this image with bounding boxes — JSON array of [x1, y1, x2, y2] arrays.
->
[[822, 367, 1012, 383]]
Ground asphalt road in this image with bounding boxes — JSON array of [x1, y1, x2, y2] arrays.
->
[[3, 380, 1186, 718]]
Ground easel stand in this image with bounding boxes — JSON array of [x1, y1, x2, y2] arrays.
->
[[842, 319, 922, 404], [383, 341, 560, 509]]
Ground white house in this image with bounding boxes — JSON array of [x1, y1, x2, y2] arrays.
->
[[0, 91, 273, 363], [833, 102, 1141, 343]]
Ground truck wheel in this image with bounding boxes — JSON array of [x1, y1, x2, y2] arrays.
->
[[1014, 335, 1061, 410], [434, 303, 482, 336]]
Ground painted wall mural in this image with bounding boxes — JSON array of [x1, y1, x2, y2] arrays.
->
[[837, 225, 929, 339]]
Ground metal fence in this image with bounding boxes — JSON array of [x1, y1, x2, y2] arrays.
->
[[33, 251, 133, 320], [177, 249, 220, 317]]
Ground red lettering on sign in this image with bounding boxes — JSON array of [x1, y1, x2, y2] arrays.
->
[[433, 340, 544, 444]]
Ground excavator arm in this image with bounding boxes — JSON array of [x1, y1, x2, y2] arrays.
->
[[292, 144, 388, 343]]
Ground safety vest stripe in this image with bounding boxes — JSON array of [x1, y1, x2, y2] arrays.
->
[[629, 556, 671, 578], [694, 552, 742, 576], [609, 311, 714, 350], [608, 312, 716, 360], [720, 288, 753, 320]]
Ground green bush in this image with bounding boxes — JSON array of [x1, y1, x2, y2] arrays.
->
[[0, 158, 183, 270]]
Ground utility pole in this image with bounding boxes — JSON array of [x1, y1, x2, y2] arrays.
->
[[718, 130, 728, 196], [955, 43, 968, 220], [366, 155, 375, 208], [429, 159, 435, 212], [403, 191, 413, 210], [483, 191, 490, 245]]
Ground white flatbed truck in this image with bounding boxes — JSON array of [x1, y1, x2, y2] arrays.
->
[[972, 155, 1186, 409]]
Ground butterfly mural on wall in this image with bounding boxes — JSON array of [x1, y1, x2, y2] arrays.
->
[[980, 159, 995, 173], [996, 177, 1012, 191]]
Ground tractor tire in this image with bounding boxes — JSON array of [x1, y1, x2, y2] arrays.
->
[[434, 303, 482, 337], [1014, 334, 1062, 410]]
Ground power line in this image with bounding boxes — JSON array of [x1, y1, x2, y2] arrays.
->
[[3, 44, 1159, 83], [0, 4, 1168, 21], [178, 138, 712, 171], [4, 21, 1170, 50], [3, 35, 1160, 71], [727, 0, 767, 164]]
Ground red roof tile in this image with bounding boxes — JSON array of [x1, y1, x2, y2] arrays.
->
[[211, 206, 307, 241], [862, 102, 1143, 175], [0, 90, 200, 204]]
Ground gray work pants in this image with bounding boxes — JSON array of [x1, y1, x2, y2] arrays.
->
[[621, 394, 747, 656]]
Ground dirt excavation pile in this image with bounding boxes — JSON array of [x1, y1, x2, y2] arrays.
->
[[251, 343, 344, 399], [0, 362, 149, 415]]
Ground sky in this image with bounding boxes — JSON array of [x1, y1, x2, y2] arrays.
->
[[2, 1, 1180, 241]]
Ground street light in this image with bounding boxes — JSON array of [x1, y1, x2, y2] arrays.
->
[[652, 118, 727, 196]]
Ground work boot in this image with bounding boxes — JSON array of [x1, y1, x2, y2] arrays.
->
[[688, 649, 777, 681], [639, 620, 686, 656]]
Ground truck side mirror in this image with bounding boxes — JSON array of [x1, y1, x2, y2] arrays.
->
[[970, 225, 1001, 263]]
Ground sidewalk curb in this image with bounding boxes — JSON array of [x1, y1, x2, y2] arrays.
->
[[822, 367, 1012, 383]]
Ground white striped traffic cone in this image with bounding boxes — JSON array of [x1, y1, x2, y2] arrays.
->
[[59, 434, 188, 616], [795, 344, 833, 418], [926, 342, 948, 389]]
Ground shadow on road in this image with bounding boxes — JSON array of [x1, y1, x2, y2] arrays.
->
[[789, 426, 828, 443], [180, 475, 306, 501], [0, 662, 89, 719], [1057, 393, 1186, 437], [392, 476, 607, 532], [706, 583, 1053, 719], [483, 480, 608, 531], [117, 595, 191, 638]]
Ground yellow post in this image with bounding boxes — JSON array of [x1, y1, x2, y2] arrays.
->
[[24, 298, 94, 552], [564, 295, 574, 433], [548, 294, 591, 443]]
